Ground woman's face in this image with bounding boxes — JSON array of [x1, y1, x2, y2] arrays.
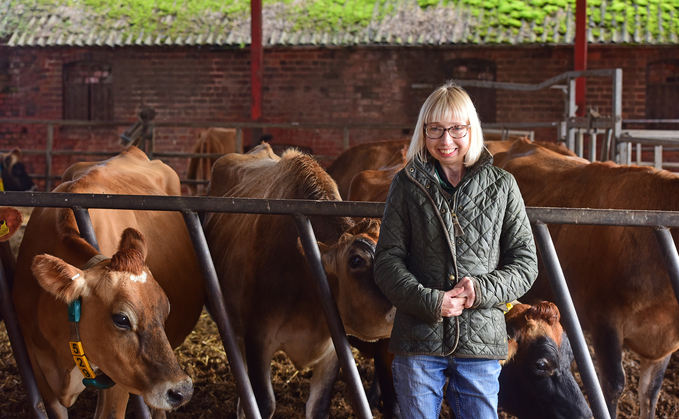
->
[[424, 117, 470, 169]]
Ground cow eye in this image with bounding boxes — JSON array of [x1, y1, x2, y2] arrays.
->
[[349, 255, 365, 269], [534, 358, 552, 374], [112, 313, 131, 330]]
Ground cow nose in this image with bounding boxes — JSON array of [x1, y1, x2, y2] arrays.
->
[[166, 378, 193, 408]]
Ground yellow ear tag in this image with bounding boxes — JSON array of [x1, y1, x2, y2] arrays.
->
[[0, 220, 8, 238], [506, 302, 513, 312]]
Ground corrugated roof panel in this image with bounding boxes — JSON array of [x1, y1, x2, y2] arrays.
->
[[2, 0, 679, 48]]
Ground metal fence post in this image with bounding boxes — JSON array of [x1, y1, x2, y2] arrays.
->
[[0, 257, 47, 418], [181, 211, 262, 419], [73, 208, 151, 419], [531, 221, 611, 419], [292, 214, 372, 419], [653, 227, 679, 304]]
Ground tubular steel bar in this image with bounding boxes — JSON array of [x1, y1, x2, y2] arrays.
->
[[5, 192, 679, 419], [531, 221, 611, 419], [653, 227, 679, 305], [0, 258, 47, 418], [181, 211, 261, 419], [292, 214, 372, 419], [72, 208, 152, 419]]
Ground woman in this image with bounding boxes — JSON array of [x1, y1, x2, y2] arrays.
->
[[374, 82, 538, 419]]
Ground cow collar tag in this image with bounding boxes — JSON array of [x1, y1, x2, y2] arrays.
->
[[67, 254, 116, 389], [68, 299, 116, 389]]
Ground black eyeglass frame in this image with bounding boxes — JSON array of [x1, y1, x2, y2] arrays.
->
[[424, 124, 471, 139]]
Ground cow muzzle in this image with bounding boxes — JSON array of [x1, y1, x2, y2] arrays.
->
[[145, 376, 193, 410]]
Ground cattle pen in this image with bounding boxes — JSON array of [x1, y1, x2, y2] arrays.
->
[[3, 191, 679, 419]]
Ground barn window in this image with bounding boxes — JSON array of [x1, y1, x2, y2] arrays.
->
[[63, 62, 113, 121], [646, 60, 679, 129], [445, 59, 497, 124]]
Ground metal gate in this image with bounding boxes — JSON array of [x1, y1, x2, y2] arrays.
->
[[4, 191, 679, 419]]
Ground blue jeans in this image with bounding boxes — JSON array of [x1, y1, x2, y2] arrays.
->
[[391, 354, 501, 419]]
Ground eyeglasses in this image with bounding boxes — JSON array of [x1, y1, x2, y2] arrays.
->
[[424, 124, 470, 139]]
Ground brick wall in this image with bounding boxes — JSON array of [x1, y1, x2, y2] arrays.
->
[[0, 43, 676, 192]]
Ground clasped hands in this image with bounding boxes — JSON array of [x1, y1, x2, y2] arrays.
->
[[441, 277, 475, 317]]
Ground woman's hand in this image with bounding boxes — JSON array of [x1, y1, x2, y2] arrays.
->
[[441, 277, 476, 317]]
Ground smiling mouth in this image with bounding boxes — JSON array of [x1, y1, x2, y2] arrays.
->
[[439, 148, 458, 156]]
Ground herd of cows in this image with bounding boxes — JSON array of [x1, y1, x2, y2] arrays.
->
[[1, 129, 679, 419]]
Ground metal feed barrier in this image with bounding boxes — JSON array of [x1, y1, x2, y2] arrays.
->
[[4, 192, 679, 418]]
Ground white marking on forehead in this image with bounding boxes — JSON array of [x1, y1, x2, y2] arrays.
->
[[128, 272, 148, 283]]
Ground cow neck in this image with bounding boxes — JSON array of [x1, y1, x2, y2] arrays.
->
[[67, 254, 115, 389]]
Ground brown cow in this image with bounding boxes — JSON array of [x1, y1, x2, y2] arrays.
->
[[186, 127, 237, 196], [326, 139, 409, 200], [203, 143, 395, 418], [346, 139, 575, 203], [349, 301, 591, 419], [2, 148, 36, 191], [493, 138, 679, 419], [0, 207, 23, 241], [328, 133, 531, 200], [12, 146, 205, 418]]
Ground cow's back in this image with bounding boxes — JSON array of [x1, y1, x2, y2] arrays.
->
[[494, 139, 679, 358], [204, 144, 349, 348], [326, 139, 409, 200]]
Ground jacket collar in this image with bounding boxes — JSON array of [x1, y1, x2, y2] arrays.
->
[[407, 147, 494, 190]]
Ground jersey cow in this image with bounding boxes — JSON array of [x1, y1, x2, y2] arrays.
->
[[12, 147, 205, 418], [186, 127, 238, 196], [0, 207, 23, 241], [203, 143, 395, 418], [327, 134, 531, 201], [2, 148, 36, 191], [493, 138, 679, 419]]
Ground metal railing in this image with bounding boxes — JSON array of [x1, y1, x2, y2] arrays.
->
[[4, 192, 679, 418]]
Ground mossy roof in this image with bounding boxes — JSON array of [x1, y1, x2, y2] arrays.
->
[[2, 0, 678, 47]]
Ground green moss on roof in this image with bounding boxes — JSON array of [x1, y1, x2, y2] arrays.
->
[[2, 0, 679, 45]]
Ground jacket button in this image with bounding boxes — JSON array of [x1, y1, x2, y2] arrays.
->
[[409, 168, 414, 172], [426, 183, 430, 188], [449, 274, 455, 280], [440, 208, 445, 213], [457, 240, 462, 245]]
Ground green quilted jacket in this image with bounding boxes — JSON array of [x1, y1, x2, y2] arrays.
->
[[374, 148, 538, 359]]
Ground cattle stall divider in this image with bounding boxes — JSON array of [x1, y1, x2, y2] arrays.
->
[[456, 68, 623, 164], [5, 193, 679, 418], [0, 118, 532, 193]]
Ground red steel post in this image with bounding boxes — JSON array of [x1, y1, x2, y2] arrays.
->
[[574, 0, 587, 117], [251, 0, 263, 122]]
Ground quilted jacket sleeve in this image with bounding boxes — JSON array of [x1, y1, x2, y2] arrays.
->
[[374, 173, 444, 324], [471, 174, 538, 309]]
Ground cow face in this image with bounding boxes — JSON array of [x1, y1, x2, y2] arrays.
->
[[0, 207, 23, 241], [499, 302, 592, 419], [1, 148, 36, 191], [31, 228, 192, 411], [317, 218, 395, 341]]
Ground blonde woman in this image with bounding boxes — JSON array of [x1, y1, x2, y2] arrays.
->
[[374, 82, 538, 418]]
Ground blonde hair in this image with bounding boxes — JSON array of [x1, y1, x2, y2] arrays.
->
[[406, 81, 484, 166]]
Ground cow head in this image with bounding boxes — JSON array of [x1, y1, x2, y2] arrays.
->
[[315, 218, 395, 341], [0, 207, 23, 241], [31, 228, 193, 411], [499, 301, 592, 419], [1, 148, 36, 192]]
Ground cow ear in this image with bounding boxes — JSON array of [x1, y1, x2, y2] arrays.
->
[[31, 254, 88, 303], [118, 228, 148, 260], [296, 237, 331, 257], [502, 338, 519, 365], [0, 207, 23, 242]]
